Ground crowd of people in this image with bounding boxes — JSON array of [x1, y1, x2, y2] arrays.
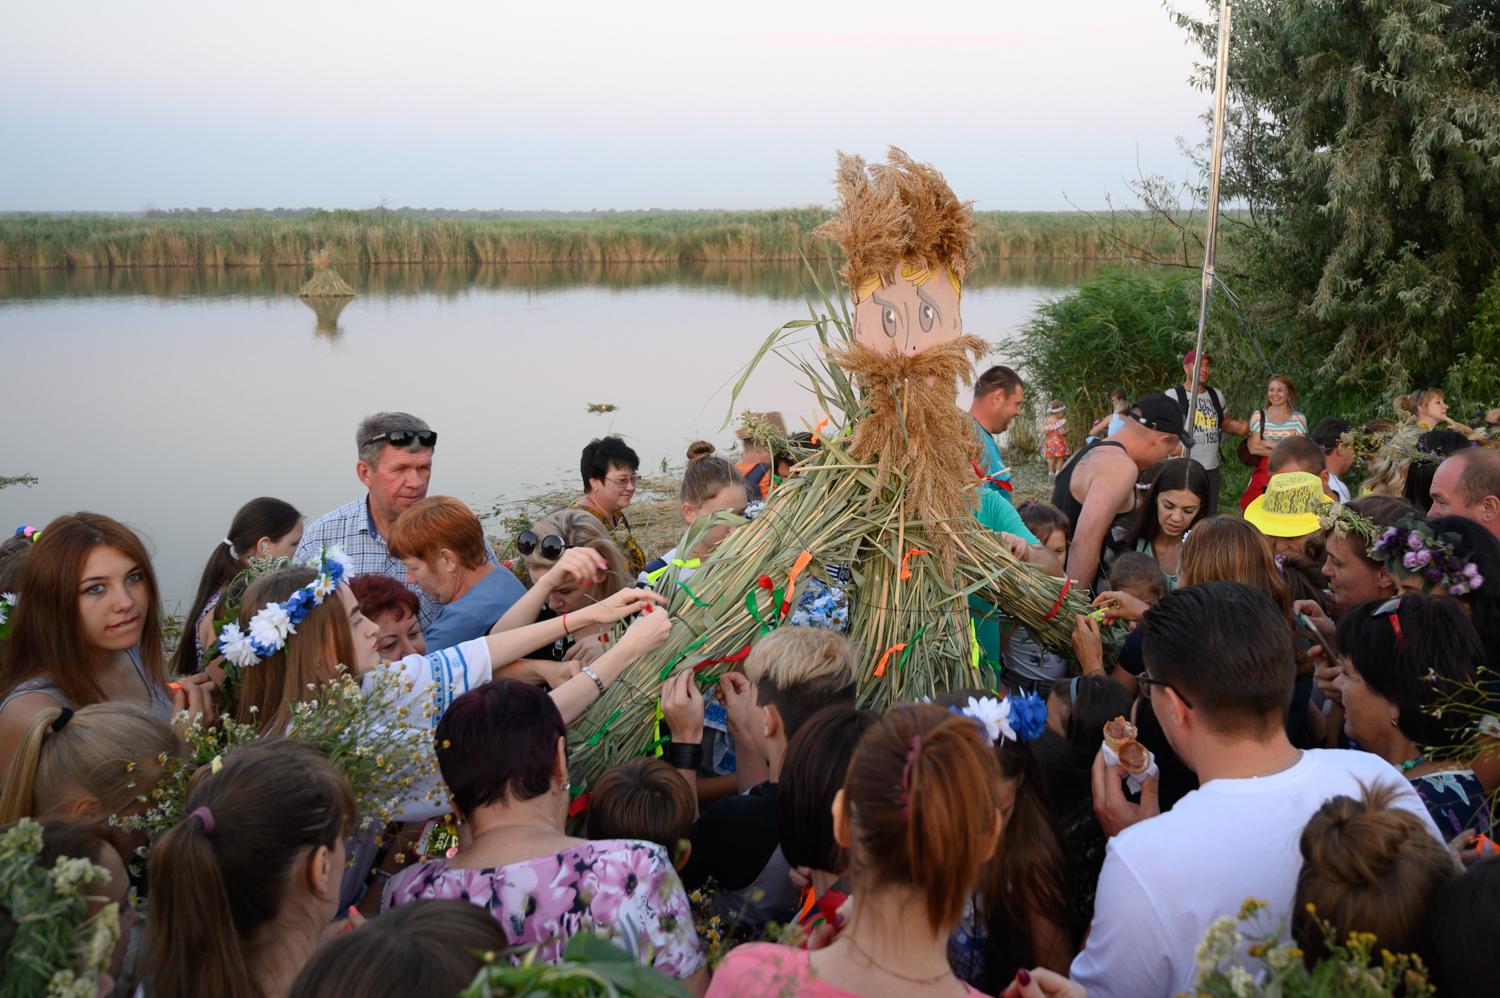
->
[[4, 369, 1500, 997]]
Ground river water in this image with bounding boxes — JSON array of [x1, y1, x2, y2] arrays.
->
[[0, 259, 1097, 605]]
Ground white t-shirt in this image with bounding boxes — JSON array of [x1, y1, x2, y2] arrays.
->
[[363, 637, 494, 821], [1327, 471, 1351, 503], [1070, 749, 1441, 998]]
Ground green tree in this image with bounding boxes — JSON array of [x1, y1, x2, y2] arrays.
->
[[1171, 0, 1500, 416]]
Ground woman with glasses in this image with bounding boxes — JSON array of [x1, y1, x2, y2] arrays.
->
[[1334, 594, 1492, 836], [573, 436, 648, 576], [491, 509, 631, 666]]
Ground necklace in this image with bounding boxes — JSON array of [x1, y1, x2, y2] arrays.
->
[[842, 935, 953, 987], [1400, 755, 1425, 773]]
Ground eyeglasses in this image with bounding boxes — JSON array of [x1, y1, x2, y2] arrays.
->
[[1372, 595, 1404, 646], [1139, 672, 1194, 710], [605, 474, 641, 487], [364, 430, 437, 450], [516, 531, 570, 561]]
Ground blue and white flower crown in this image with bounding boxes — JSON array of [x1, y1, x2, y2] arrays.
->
[[944, 693, 1049, 745], [217, 545, 353, 668]]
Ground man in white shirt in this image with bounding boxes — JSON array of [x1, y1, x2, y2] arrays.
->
[[1071, 582, 1441, 998]]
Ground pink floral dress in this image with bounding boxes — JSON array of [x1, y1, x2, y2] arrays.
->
[[382, 838, 702, 979]]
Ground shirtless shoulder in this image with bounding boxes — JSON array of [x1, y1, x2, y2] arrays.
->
[[1071, 445, 1136, 499]]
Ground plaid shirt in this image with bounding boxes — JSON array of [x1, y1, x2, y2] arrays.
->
[[295, 496, 496, 629]]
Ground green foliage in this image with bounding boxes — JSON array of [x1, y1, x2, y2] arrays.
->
[[0, 210, 1196, 270], [1170, 0, 1500, 399], [1016, 267, 1253, 447], [460, 933, 694, 997]]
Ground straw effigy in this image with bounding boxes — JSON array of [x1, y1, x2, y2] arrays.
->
[[298, 248, 356, 299], [564, 149, 1089, 799]]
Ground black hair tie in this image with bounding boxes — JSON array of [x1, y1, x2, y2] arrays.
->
[[50, 707, 74, 733]]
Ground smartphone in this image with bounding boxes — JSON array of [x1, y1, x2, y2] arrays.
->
[[1296, 611, 1340, 664]]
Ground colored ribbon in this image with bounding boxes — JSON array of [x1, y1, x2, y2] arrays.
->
[[1042, 577, 1073, 622], [782, 550, 814, 616], [746, 587, 782, 635], [971, 459, 1014, 492], [695, 643, 752, 672], [584, 708, 623, 747], [676, 579, 715, 607], [899, 548, 930, 581], [811, 415, 830, 446], [567, 792, 591, 818], [658, 633, 711, 681], [873, 624, 928, 678]]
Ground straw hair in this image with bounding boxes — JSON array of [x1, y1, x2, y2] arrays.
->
[[0, 702, 179, 824], [826, 333, 989, 563], [814, 147, 977, 298], [388, 496, 488, 569]]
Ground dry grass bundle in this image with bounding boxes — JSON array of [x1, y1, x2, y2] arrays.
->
[[813, 147, 978, 296], [826, 333, 988, 565], [298, 268, 355, 298]]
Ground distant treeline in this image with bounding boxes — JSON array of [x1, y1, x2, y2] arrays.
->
[[0, 209, 1195, 269]]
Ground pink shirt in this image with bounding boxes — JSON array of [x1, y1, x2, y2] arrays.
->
[[706, 942, 989, 997]]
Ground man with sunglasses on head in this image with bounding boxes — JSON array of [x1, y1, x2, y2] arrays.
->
[[1052, 392, 1189, 591], [298, 412, 495, 628], [573, 435, 648, 577], [1071, 582, 1441, 998]]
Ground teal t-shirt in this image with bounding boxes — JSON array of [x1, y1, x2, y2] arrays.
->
[[971, 417, 1013, 501], [972, 490, 1039, 681]]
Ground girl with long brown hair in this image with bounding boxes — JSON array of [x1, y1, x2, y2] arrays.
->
[[145, 741, 355, 998], [0, 512, 213, 773], [709, 704, 1002, 997]]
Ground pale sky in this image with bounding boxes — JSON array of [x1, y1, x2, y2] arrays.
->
[[0, 0, 1212, 211]]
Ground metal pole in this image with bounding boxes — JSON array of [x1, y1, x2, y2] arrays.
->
[[1187, 0, 1231, 433]]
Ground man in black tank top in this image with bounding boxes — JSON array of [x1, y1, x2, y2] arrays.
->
[[1052, 393, 1189, 588]]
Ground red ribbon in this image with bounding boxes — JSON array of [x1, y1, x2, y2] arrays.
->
[[694, 644, 752, 672], [1042, 577, 1073, 622], [567, 792, 591, 818], [971, 459, 1014, 492]]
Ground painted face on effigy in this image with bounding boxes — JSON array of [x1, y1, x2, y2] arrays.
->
[[851, 264, 963, 356]]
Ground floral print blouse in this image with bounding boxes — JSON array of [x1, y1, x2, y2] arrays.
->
[[382, 838, 703, 979]]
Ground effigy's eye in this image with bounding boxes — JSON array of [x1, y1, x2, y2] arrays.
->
[[882, 306, 898, 338], [918, 302, 935, 332]]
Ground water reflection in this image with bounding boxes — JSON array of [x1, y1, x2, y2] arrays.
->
[[0, 257, 1097, 304]]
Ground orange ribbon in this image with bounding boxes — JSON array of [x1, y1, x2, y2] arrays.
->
[[899, 548, 930, 581], [782, 550, 814, 616], [873, 642, 907, 678], [811, 415, 831, 446]]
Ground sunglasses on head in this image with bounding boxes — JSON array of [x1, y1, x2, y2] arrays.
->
[[517, 531, 570, 561], [364, 430, 437, 450]]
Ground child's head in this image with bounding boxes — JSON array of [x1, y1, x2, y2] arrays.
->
[[288, 900, 507, 998], [776, 704, 879, 876], [1046, 675, 1134, 750], [585, 757, 696, 868], [1293, 782, 1454, 966], [743, 627, 858, 749], [35, 819, 135, 989], [1016, 501, 1069, 562], [1107, 551, 1168, 605], [679, 455, 749, 558], [0, 702, 180, 827]]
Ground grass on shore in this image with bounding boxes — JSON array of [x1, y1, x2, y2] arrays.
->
[[0, 209, 1193, 270]]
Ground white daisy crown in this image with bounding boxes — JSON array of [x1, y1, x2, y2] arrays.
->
[[217, 545, 352, 669]]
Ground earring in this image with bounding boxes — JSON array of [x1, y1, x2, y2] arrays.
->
[[1391, 717, 1400, 727]]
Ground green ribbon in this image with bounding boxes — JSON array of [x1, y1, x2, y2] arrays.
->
[[677, 579, 716, 607], [585, 708, 623, 747], [658, 634, 710, 681], [642, 734, 670, 756], [745, 587, 783, 635], [896, 624, 927, 672]]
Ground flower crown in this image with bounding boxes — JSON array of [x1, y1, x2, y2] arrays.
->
[[1371, 518, 1484, 595], [949, 693, 1049, 744], [1316, 502, 1381, 550], [217, 545, 352, 668]]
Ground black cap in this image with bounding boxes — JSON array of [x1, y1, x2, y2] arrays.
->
[[1131, 392, 1191, 445]]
